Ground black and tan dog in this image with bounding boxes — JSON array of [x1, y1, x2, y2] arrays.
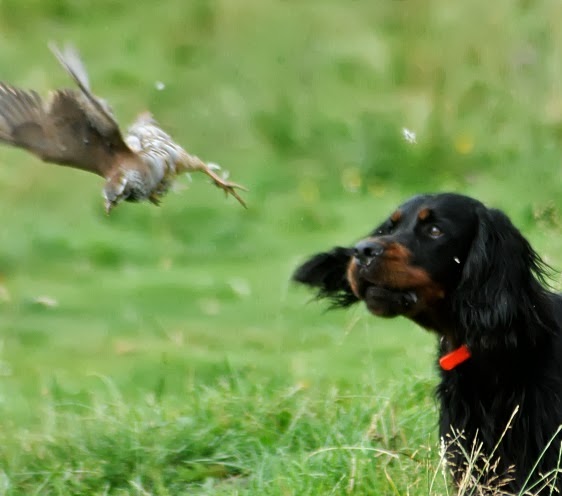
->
[[294, 193, 562, 494]]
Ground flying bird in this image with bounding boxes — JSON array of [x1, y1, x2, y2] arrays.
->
[[0, 43, 247, 213]]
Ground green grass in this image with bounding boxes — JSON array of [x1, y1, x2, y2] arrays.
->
[[0, 0, 562, 494]]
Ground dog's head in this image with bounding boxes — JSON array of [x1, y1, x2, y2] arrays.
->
[[293, 193, 551, 347]]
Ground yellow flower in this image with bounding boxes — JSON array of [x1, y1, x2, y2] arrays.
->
[[454, 134, 474, 154]]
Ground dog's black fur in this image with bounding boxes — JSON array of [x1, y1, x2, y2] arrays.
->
[[293, 193, 562, 493]]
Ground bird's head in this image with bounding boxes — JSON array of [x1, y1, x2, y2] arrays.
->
[[103, 176, 127, 214], [103, 168, 147, 213]]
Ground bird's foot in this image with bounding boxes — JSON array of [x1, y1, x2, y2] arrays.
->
[[204, 168, 247, 208]]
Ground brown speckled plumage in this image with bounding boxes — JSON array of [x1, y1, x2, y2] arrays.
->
[[0, 43, 246, 213]]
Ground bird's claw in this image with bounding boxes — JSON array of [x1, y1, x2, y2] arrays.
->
[[214, 178, 248, 208], [206, 169, 247, 208]]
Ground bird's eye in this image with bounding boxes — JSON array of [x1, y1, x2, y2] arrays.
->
[[429, 225, 443, 238]]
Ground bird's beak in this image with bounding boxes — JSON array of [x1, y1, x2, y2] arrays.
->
[[104, 199, 114, 215]]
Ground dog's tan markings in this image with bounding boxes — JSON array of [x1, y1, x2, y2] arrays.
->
[[390, 210, 402, 223], [418, 207, 431, 221], [384, 242, 409, 261], [347, 259, 361, 298], [346, 239, 446, 307]]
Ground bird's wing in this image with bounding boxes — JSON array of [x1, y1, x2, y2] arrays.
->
[[0, 83, 132, 176], [0, 42, 137, 177], [49, 42, 121, 137]]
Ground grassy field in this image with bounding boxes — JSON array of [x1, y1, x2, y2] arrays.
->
[[1, 0, 562, 494]]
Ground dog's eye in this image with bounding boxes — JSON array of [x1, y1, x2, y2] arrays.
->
[[375, 223, 394, 235], [429, 225, 443, 238]]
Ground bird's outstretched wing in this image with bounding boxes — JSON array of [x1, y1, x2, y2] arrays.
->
[[0, 44, 132, 177], [49, 42, 121, 138]]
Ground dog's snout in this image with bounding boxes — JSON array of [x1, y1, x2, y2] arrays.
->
[[354, 239, 384, 265]]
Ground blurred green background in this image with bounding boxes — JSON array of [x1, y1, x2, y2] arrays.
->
[[1, 0, 562, 494]]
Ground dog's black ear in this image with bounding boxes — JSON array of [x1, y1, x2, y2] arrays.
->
[[293, 247, 359, 307], [453, 206, 550, 348]]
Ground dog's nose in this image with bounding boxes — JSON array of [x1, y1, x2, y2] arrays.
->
[[354, 239, 384, 265]]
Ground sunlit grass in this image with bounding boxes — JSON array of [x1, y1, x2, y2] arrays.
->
[[0, 0, 562, 493]]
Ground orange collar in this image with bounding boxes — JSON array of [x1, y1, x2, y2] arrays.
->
[[439, 344, 471, 371]]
